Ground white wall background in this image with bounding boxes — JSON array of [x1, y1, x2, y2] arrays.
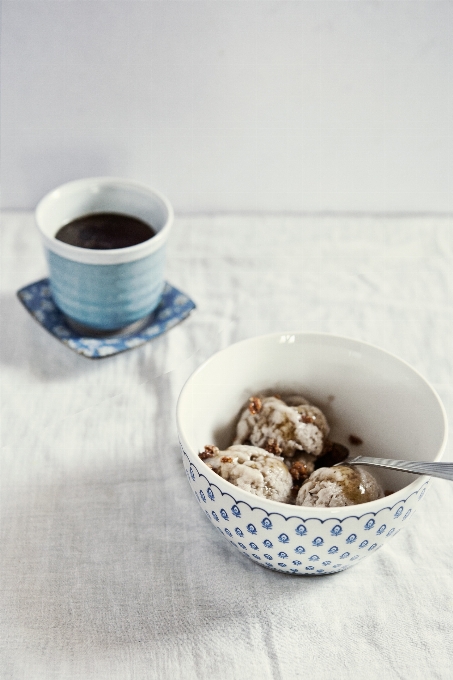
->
[[1, 0, 452, 214]]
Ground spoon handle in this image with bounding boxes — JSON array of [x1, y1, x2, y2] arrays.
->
[[346, 456, 453, 482]]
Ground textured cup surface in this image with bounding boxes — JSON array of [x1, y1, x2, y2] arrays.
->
[[177, 333, 447, 575], [35, 177, 173, 331]]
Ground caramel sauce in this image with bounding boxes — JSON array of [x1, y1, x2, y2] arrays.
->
[[335, 465, 370, 504]]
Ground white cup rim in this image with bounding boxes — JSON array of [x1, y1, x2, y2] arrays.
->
[[35, 177, 174, 265]]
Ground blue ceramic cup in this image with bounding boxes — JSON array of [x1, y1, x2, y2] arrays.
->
[[35, 177, 173, 335]]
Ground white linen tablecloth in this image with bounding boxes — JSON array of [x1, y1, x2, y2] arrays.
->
[[1, 211, 452, 679]]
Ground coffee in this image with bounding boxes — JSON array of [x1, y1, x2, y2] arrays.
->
[[55, 212, 156, 250]]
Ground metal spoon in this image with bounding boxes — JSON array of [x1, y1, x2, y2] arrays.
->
[[344, 456, 453, 481]]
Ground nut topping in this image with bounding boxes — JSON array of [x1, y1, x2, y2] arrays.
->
[[300, 414, 316, 424], [199, 445, 219, 460], [264, 438, 282, 455], [248, 396, 262, 414], [289, 460, 310, 483]]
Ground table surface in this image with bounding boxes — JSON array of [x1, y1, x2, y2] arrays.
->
[[1, 211, 452, 680]]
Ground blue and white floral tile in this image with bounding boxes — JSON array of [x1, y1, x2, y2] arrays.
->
[[17, 278, 196, 359]]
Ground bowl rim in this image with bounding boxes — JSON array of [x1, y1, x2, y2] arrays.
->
[[177, 331, 449, 514]]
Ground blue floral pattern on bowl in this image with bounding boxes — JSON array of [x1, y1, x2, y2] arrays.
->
[[17, 278, 196, 359], [180, 444, 430, 576]]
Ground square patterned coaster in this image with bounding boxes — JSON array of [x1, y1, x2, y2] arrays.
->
[[17, 278, 196, 359]]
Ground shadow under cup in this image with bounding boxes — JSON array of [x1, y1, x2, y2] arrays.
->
[[35, 178, 174, 335]]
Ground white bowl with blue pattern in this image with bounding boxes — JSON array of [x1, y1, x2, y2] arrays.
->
[[177, 333, 447, 575]]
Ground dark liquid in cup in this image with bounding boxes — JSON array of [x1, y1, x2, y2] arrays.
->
[[54, 212, 156, 250]]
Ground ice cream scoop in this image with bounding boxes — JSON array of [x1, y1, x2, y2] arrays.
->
[[199, 444, 293, 503], [234, 395, 329, 457], [296, 464, 384, 507]]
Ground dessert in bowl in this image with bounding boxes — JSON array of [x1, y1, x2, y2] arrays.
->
[[176, 333, 447, 575]]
